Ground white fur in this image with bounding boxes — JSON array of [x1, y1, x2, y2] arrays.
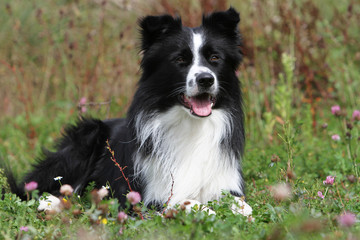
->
[[38, 194, 61, 212], [134, 106, 243, 206], [231, 197, 253, 217], [186, 32, 218, 96]]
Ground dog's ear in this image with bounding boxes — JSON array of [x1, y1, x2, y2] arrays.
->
[[139, 15, 182, 52], [202, 7, 240, 37]]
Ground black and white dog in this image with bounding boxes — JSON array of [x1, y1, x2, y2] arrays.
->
[[8, 8, 252, 216]]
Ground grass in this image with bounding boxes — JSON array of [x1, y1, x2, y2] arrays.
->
[[1, 0, 360, 239]]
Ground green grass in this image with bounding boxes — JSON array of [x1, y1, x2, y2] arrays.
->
[[1, 0, 360, 239]]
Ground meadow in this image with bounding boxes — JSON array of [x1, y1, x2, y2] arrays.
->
[[0, 0, 359, 239]]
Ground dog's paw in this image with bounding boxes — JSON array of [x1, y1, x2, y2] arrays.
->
[[38, 194, 62, 212], [231, 197, 254, 221]]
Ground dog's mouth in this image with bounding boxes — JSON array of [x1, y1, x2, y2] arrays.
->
[[179, 93, 216, 117]]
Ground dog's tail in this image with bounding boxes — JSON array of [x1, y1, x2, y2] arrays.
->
[[0, 154, 26, 199], [1, 118, 110, 200]]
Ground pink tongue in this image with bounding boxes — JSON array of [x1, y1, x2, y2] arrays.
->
[[190, 97, 212, 116]]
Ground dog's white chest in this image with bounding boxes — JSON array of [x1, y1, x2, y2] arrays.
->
[[134, 106, 243, 206]]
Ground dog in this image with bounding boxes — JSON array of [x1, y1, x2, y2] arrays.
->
[[6, 8, 252, 217]]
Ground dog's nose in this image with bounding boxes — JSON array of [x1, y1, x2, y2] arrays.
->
[[196, 72, 214, 88]]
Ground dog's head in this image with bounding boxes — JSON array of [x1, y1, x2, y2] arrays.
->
[[138, 8, 243, 118]]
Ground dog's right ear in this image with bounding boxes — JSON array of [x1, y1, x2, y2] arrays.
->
[[139, 15, 182, 52]]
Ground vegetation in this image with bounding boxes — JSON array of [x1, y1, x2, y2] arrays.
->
[[1, 0, 359, 239]]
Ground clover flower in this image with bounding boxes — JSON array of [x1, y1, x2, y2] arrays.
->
[[97, 188, 109, 200], [337, 212, 356, 227], [60, 184, 74, 196], [117, 211, 128, 223], [24, 181, 38, 192], [331, 134, 341, 141], [353, 110, 360, 121], [270, 183, 292, 201], [20, 226, 29, 232], [79, 97, 87, 113], [331, 105, 341, 116], [317, 191, 324, 199], [127, 191, 141, 205], [323, 176, 335, 185]]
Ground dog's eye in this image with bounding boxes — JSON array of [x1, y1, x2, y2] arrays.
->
[[209, 55, 220, 62], [175, 56, 185, 64]]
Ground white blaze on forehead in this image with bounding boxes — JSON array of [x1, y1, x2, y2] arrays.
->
[[186, 31, 218, 97], [192, 33, 203, 65]]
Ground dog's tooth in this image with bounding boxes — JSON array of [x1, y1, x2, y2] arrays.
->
[[211, 103, 214, 108]]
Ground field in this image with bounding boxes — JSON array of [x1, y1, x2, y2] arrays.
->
[[0, 0, 359, 239]]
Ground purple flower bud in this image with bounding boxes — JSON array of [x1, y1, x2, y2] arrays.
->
[[24, 181, 38, 192]]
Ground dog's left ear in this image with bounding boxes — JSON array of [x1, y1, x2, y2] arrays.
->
[[202, 7, 240, 37], [139, 15, 182, 52]]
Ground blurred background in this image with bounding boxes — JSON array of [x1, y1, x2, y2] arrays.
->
[[0, 0, 359, 173]]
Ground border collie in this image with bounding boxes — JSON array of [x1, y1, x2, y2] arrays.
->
[[7, 8, 252, 216]]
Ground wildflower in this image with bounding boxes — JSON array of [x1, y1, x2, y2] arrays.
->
[[270, 183, 292, 201], [24, 181, 38, 192], [117, 211, 128, 223], [353, 110, 360, 121], [102, 185, 110, 190], [346, 132, 352, 139], [54, 176, 63, 181], [331, 105, 341, 116], [321, 123, 328, 129], [323, 176, 335, 185], [331, 134, 341, 141], [60, 184, 74, 196], [20, 226, 29, 232], [79, 97, 87, 113], [317, 191, 324, 199], [101, 218, 108, 225], [346, 123, 353, 130], [119, 226, 125, 235], [97, 188, 109, 200], [337, 212, 356, 227], [127, 191, 141, 205]]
